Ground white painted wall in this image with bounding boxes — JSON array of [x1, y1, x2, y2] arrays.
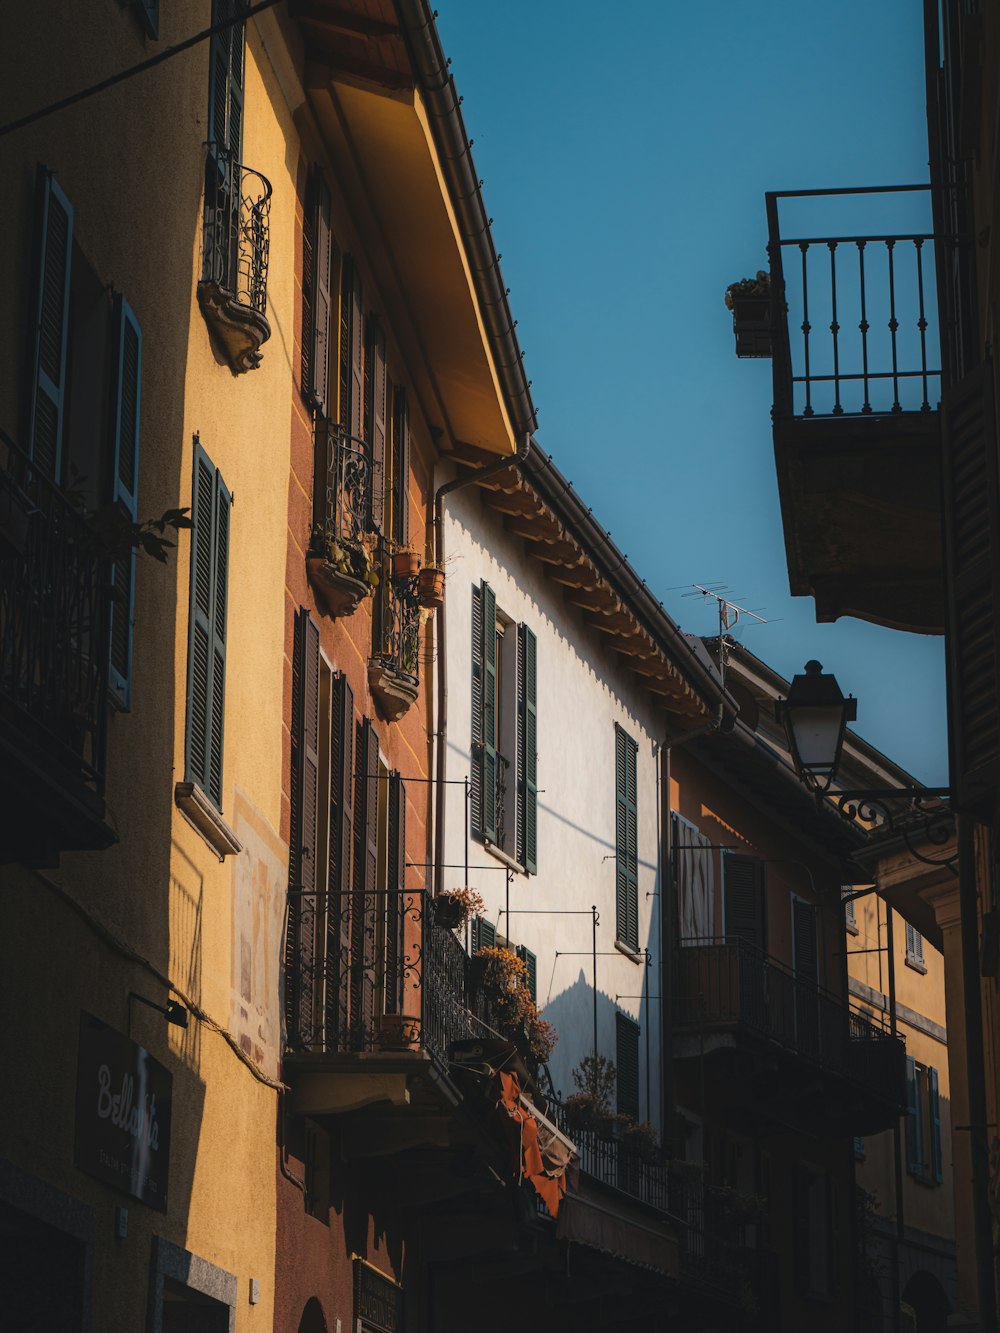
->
[[440, 482, 665, 1129]]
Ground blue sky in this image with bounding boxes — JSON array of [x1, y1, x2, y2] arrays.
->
[[437, 0, 948, 785]]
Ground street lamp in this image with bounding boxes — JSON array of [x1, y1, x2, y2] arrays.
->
[[775, 660, 857, 793]]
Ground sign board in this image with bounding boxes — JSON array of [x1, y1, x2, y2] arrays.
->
[[75, 1012, 172, 1212]]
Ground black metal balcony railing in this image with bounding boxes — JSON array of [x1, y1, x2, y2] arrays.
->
[[202, 144, 272, 316], [373, 558, 421, 684], [766, 185, 959, 419], [0, 429, 109, 795], [495, 751, 510, 851], [319, 421, 371, 551], [674, 938, 905, 1105]]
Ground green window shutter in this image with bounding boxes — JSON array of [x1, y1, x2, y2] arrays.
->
[[185, 440, 231, 809], [108, 295, 142, 710], [615, 1012, 640, 1120], [303, 170, 332, 413], [929, 1066, 942, 1183], [473, 916, 496, 952], [793, 899, 818, 983], [366, 318, 387, 533], [28, 167, 74, 480], [615, 724, 638, 951], [723, 855, 765, 950], [482, 582, 498, 843], [339, 258, 365, 441], [517, 944, 537, 1003], [904, 1057, 921, 1174], [470, 584, 485, 835], [518, 624, 538, 874], [134, 0, 159, 38], [392, 387, 410, 547]]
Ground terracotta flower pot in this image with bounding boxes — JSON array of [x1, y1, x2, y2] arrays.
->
[[392, 550, 421, 579], [417, 565, 445, 609]]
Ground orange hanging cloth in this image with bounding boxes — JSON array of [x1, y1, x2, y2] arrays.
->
[[497, 1070, 572, 1218]]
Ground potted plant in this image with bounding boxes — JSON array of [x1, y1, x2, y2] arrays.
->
[[416, 561, 445, 609], [307, 526, 378, 618], [392, 546, 421, 580], [375, 1013, 422, 1051], [725, 270, 772, 358], [563, 1054, 617, 1136], [433, 886, 484, 929]]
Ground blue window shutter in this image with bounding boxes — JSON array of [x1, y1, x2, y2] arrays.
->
[[482, 583, 497, 843], [519, 624, 538, 874], [185, 441, 231, 808], [904, 1057, 921, 1174], [108, 296, 142, 709], [134, 0, 159, 38], [28, 168, 74, 480], [930, 1067, 942, 1183], [615, 725, 639, 951]]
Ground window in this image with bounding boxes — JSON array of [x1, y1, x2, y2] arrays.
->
[[722, 853, 765, 950], [27, 166, 143, 710], [905, 1059, 943, 1184], [905, 922, 926, 970], [616, 1012, 640, 1121], [286, 613, 408, 1050], [471, 582, 537, 871], [184, 441, 231, 810], [794, 1166, 835, 1298], [615, 724, 638, 951], [673, 812, 715, 944]]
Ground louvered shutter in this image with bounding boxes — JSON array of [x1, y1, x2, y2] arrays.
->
[[941, 360, 1000, 812], [185, 441, 231, 809], [301, 174, 316, 405], [351, 719, 380, 1046], [793, 899, 818, 981], [482, 583, 498, 843], [615, 1013, 640, 1120], [304, 171, 332, 413], [904, 1057, 922, 1173], [386, 773, 406, 1014], [367, 319, 387, 533], [134, 0, 159, 38], [290, 610, 321, 1047], [723, 855, 765, 949], [393, 387, 410, 547], [209, 0, 244, 159], [108, 296, 142, 709], [339, 258, 365, 440], [519, 624, 538, 873], [517, 945, 537, 1003], [28, 168, 73, 480], [471, 584, 485, 834], [615, 725, 639, 952], [472, 917, 497, 953], [327, 672, 354, 1048], [929, 1066, 942, 1183]]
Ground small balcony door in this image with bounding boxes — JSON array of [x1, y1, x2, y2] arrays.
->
[[792, 896, 820, 1056]]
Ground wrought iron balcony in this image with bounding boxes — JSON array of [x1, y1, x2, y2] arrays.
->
[[0, 428, 114, 862], [369, 551, 422, 720], [675, 938, 906, 1134], [307, 422, 375, 618], [761, 185, 960, 632], [198, 143, 272, 373]]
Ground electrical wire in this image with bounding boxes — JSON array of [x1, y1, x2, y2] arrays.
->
[[0, 0, 282, 140]]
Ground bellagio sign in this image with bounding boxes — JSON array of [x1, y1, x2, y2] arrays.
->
[[75, 1012, 172, 1212]]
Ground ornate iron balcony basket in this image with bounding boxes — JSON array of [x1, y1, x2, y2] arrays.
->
[[198, 143, 272, 373]]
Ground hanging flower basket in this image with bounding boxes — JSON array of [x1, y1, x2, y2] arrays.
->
[[416, 564, 445, 609], [725, 272, 772, 359], [433, 887, 484, 929], [392, 548, 421, 580]]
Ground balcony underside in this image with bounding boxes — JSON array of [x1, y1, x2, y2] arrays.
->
[[674, 1026, 903, 1137], [0, 716, 115, 865], [773, 411, 944, 633]]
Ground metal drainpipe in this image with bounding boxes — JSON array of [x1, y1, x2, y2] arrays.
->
[[431, 435, 532, 896], [886, 904, 904, 1333]]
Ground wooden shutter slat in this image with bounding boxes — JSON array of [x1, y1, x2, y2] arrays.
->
[[29, 168, 74, 480], [615, 725, 638, 951], [471, 584, 485, 834], [941, 359, 1000, 808], [386, 773, 406, 1014], [615, 1013, 640, 1120], [519, 624, 538, 874], [723, 855, 764, 949], [328, 673, 354, 1048], [187, 445, 217, 793], [108, 295, 142, 708], [483, 583, 498, 842], [367, 319, 387, 533], [393, 387, 410, 547]]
